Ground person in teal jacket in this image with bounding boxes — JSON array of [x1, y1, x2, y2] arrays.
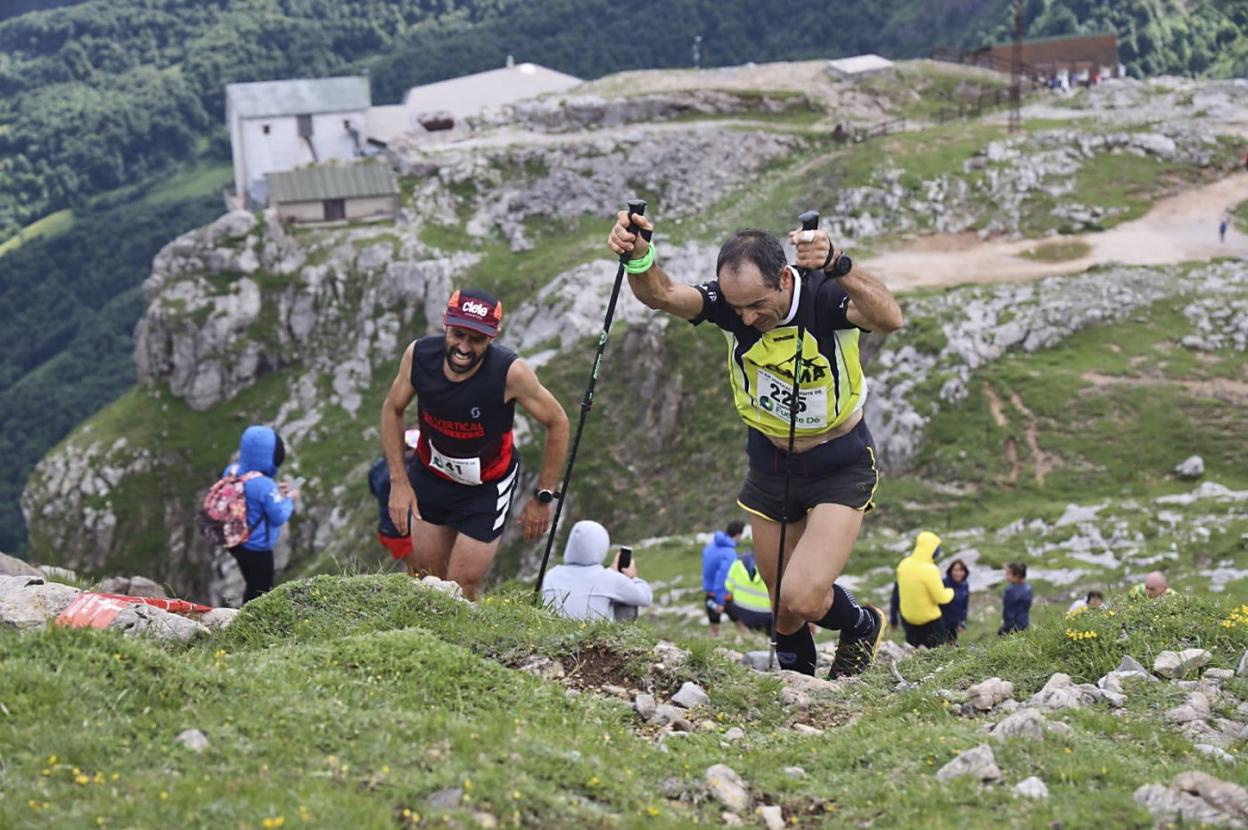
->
[[222, 425, 298, 603]]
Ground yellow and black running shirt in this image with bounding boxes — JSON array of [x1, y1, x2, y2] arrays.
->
[[692, 268, 867, 441]]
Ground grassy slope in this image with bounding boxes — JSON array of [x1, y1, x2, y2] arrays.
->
[[2, 575, 1246, 829]]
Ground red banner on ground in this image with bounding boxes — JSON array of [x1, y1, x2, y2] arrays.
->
[[54, 593, 214, 629]]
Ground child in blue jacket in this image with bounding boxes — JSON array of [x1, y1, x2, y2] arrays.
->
[[223, 425, 298, 603]]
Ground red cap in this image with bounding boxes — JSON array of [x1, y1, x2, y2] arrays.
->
[[443, 288, 503, 337]]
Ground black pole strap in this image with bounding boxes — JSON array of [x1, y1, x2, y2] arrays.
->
[[768, 209, 820, 671], [533, 200, 647, 603]]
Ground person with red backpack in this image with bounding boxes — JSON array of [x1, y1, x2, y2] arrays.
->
[[210, 425, 298, 604]]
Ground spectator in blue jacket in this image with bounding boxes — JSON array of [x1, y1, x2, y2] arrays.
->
[[941, 558, 971, 643], [701, 520, 745, 637], [223, 425, 298, 604], [998, 562, 1032, 635]]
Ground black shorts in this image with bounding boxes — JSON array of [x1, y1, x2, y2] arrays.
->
[[410, 460, 518, 543], [902, 617, 949, 649], [737, 418, 879, 523], [726, 602, 772, 634]]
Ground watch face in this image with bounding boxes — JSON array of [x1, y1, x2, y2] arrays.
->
[[537, 489, 554, 504], [834, 254, 853, 277]]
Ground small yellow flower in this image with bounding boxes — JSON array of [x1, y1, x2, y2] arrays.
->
[[159, 791, 169, 800], [512, 791, 521, 801], [588, 776, 601, 787], [646, 806, 660, 816], [47, 754, 57, 765], [463, 778, 473, 791], [75, 774, 90, 785]]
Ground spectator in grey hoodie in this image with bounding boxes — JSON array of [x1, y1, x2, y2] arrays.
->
[[541, 520, 653, 622]]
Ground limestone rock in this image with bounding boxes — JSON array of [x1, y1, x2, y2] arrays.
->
[[792, 723, 824, 736], [936, 744, 1003, 783], [1167, 692, 1213, 724], [1205, 669, 1235, 682], [108, 603, 209, 642], [1237, 648, 1248, 678], [670, 681, 709, 709], [633, 693, 656, 720], [97, 575, 169, 598], [876, 640, 913, 663], [1027, 673, 1083, 711], [1195, 745, 1237, 764], [779, 687, 812, 710], [0, 552, 42, 578], [740, 651, 771, 671], [0, 577, 80, 630], [419, 575, 465, 601], [1014, 777, 1049, 800], [653, 642, 689, 667], [1155, 649, 1212, 679], [176, 728, 210, 753], [1174, 772, 1248, 823], [724, 727, 745, 741], [720, 812, 744, 827], [967, 677, 1014, 711], [776, 670, 839, 696], [705, 764, 751, 814], [1175, 455, 1206, 480], [200, 607, 240, 631], [991, 707, 1048, 741], [784, 766, 807, 779], [1116, 655, 1154, 677], [517, 655, 565, 681], [757, 804, 785, 830]]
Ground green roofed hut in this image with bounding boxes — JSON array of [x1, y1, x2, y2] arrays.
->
[[266, 163, 399, 224]]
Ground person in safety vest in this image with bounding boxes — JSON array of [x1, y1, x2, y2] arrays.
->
[[608, 211, 903, 677], [724, 551, 773, 635]]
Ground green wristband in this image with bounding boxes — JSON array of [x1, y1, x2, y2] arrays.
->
[[624, 243, 656, 274]]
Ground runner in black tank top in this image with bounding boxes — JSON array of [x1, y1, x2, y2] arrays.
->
[[379, 288, 570, 599]]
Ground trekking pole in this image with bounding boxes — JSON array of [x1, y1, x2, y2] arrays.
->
[[532, 200, 649, 603], [768, 209, 820, 670]]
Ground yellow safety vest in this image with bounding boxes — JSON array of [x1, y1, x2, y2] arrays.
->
[[725, 559, 771, 613]]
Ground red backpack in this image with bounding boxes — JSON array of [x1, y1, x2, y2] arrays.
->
[[196, 471, 263, 547]]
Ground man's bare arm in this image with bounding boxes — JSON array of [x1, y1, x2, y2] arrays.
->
[[790, 229, 903, 333], [506, 360, 569, 490], [380, 342, 421, 531], [841, 266, 904, 332], [607, 210, 704, 321], [506, 360, 569, 540]]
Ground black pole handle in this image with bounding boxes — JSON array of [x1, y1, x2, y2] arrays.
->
[[799, 210, 820, 232], [619, 200, 648, 264]]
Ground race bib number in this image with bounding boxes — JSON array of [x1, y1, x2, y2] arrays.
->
[[428, 443, 483, 485], [755, 367, 828, 429]]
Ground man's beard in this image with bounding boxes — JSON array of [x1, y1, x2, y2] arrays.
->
[[445, 345, 484, 374]]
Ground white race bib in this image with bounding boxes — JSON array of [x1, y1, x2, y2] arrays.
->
[[428, 442, 483, 486], [755, 367, 828, 429]]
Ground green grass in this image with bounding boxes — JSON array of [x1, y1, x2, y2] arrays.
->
[[0, 209, 75, 258], [3, 574, 1246, 829], [1017, 239, 1092, 262], [141, 162, 233, 205]]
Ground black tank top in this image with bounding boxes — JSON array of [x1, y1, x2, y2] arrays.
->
[[409, 335, 517, 485]]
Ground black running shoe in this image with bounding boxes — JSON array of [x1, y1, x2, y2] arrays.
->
[[828, 604, 885, 679]]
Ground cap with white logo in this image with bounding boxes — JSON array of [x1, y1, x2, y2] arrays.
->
[[444, 288, 503, 337]]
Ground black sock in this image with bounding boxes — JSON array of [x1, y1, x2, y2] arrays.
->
[[775, 626, 817, 675], [814, 583, 870, 635]]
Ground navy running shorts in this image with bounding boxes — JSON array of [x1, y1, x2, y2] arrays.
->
[[410, 460, 519, 543], [737, 418, 879, 523]]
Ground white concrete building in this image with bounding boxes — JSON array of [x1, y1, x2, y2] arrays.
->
[[365, 60, 581, 144], [826, 54, 895, 80], [227, 76, 371, 207]]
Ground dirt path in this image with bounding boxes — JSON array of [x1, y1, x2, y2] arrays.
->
[[863, 171, 1248, 290]]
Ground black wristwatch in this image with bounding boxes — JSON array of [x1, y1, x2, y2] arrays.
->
[[822, 246, 853, 278], [535, 488, 558, 504]]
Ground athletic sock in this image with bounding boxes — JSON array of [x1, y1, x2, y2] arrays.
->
[[813, 583, 871, 637], [774, 626, 817, 675]]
